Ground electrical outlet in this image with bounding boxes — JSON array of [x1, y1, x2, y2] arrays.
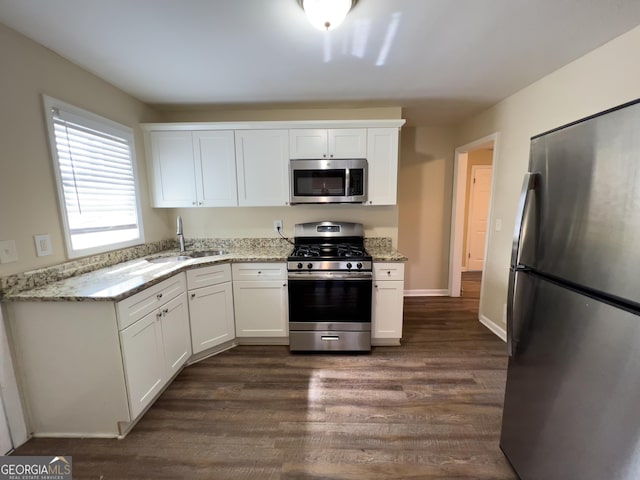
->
[[0, 240, 18, 264], [273, 220, 283, 233], [34, 234, 53, 257]]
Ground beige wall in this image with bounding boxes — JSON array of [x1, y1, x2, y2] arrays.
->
[[456, 24, 640, 331], [462, 149, 493, 268], [0, 23, 168, 276], [156, 105, 402, 123], [397, 126, 456, 292]]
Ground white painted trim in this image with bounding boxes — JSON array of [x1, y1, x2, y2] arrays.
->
[[31, 432, 121, 439], [403, 289, 449, 297], [0, 306, 28, 449], [479, 314, 507, 342], [449, 133, 499, 300], [449, 151, 468, 297], [141, 119, 406, 131]]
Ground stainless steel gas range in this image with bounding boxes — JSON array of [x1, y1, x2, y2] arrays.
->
[[287, 221, 372, 352]]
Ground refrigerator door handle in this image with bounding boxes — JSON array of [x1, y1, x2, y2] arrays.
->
[[507, 172, 538, 357], [510, 172, 538, 268]]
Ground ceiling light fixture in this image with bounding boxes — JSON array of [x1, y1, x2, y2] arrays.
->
[[298, 0, 358, 31]]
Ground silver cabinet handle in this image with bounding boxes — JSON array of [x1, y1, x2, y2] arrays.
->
[[507, 172, 538, 357], [190, 293, 196, 299], [156, 293, 163, 300], [162, 308, 169, 315]]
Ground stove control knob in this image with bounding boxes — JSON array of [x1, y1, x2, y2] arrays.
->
[[346, 262, 353, 269], [297, 263, 303, 269], [357, 262, 363, 269], [307, 263, 313, 270]]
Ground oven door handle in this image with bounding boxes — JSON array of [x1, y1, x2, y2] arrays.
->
[[288, 272, 372, 281]]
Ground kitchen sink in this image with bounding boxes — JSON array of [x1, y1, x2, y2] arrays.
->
[[188, 250, 226, 258], [146, 255, 193, 263], [146, 250, 227, 264]]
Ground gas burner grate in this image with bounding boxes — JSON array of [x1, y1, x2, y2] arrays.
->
[[293, 246, 321, 257], [336, 244, 364, 257]]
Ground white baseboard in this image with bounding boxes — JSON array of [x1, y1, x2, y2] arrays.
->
[[479, 314, 507, 342], [404, 289, 449, 297]]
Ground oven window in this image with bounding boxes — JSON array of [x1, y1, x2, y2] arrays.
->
[[288, 279, 372, 323], [293, 170, 346, 196], [349, 168, 364, 196]]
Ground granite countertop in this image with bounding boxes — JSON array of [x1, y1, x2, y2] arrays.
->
[[3, 244, 407, 303]]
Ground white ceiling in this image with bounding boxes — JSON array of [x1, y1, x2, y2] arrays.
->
[[1, 0, 640, 124]]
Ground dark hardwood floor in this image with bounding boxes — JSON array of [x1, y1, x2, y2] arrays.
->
[[12, 272, 516, 479]]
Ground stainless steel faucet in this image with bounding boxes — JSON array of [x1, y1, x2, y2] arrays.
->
[[176, 215, 185, 252]]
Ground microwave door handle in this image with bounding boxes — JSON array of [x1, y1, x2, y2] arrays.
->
[[345, 168, 350, 196]]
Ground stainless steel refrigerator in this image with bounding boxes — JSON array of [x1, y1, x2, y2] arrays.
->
[[501, 98, 640, 480]]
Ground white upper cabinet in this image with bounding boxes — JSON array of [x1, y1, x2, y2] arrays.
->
[[235, 129, 289, 206], [147, 130, 237, 208], [290, 128, 367, 159], [149, 131, 198, 207], [193, 131, 238, 207], [143, 120, 404, 208], [366, 128, 400, 206]]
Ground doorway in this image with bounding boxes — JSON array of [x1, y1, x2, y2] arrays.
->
[[448, 134, 498, 305], [463, 163, 493, 272]]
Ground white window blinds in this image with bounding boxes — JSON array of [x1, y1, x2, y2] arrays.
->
[[45, 97, 143, 256]]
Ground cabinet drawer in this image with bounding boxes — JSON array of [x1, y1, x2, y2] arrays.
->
[[373, 263, 405, 281], [186, 263, 231, 289], [117, 273, 187, 330], [232, 263, 287, 280]]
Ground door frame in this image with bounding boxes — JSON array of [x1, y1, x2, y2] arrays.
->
[[464, 164, 493, 271], [448, 133, 499, 300]]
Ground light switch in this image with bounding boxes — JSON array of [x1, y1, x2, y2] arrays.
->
[[34, 234, 53, 257], [495, 218, 502, 231], [0, 240, 18, 263]]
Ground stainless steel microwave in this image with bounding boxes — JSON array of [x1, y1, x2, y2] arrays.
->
[[289, 158, 368, 204]]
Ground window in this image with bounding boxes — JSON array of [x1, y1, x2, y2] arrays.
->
[[43, 96, 144, 258]]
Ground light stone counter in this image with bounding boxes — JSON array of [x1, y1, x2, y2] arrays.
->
[[1, 238, 406, 303]]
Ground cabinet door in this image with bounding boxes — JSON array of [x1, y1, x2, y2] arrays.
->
[[0, 393, 11, 454], [235, 130, 290, 206], [367, 128, 399, 205], [120, 310, 165, 419], [372, 280, 404, 339], [193, 130, 238, 207], [189, 282, 235, 354], [329, 129, 367, 158], [233, 281, 288, 337], [160, 293, 192, 378], [289, 129, 327, 158], [149, 131, 198, 207]]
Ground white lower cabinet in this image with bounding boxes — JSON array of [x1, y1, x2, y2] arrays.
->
[[160, 294, 192, 376], [187, 264, 235, 354], [372, 263, 405, 344], [119, 288, 191, 420], [232, 263, 288, 339], [119, 310, 165, 420]]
